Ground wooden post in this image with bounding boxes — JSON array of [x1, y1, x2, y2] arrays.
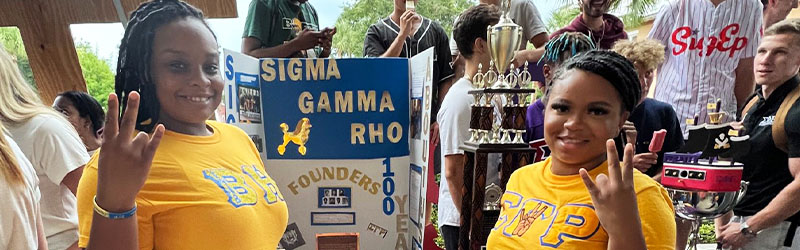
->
[[0, 0, 237, 104]]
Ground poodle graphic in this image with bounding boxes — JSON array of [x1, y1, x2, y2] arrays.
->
[[278, 118, 312, 156]]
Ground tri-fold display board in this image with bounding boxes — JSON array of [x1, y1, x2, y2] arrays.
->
[[221, 49, 435, 250]]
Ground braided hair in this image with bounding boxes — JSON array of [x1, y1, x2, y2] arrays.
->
[[545, 50, 641, 113], [538, 32, 596, 66], [116, 0, 216, 132]]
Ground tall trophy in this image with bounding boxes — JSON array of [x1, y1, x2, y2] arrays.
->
[[459, 1, 537, 249], [486, 0, 523, 89], [661, 99, 750, 250]]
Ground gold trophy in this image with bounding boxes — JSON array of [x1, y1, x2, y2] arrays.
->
[[486, 0, 523, 89], [459, 4, 538, 248]]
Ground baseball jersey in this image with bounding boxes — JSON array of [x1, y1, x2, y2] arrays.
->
[[77, 121, 289, 249], [486, 158, 676, 249], [648, 0, 762, 138]]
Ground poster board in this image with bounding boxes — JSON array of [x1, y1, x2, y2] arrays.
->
[[407, 48, 434, 250], [223, 49, 434, 250]]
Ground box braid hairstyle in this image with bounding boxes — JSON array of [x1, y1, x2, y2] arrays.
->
[[116, 0, 217, 132], [545, 50, 640, 113], [538, 32, 596, 67], [545, 50, 642, 153]]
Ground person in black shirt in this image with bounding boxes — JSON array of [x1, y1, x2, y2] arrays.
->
[[612, 39, 684, 179], [363, 0, 454, 125], [363, 1, 455, 208], [716, 18, 800, 250]]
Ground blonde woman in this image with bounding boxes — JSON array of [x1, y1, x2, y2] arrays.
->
[[0, 46, 90, 250], [0, 122, 47, 250]]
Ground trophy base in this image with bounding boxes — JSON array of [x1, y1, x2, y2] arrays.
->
[[481, 210, 500, 234], [464, 141, 529, 149]]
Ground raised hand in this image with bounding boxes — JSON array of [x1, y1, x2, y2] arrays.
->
[[622, 121, 637, 150], [398, 10, 419, 39], [579, 139, 646, 248], [95, 92, 164, 212]]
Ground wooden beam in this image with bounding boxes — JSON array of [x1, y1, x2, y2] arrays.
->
[[18, 0, 86, 104], [0, 0, 237, 104], [0, 0, 237, 26]]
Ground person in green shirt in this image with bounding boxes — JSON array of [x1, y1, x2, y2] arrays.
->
[[241, 0, 336, 58]]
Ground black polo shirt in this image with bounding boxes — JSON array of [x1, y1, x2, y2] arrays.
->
[[363, 16, 454, 121], [734, 76, 800, 223], [628, 98, 685, 177]]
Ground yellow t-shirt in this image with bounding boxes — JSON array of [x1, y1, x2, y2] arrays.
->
[[486, 157, 676, 249], [77, 121, 288, 249]]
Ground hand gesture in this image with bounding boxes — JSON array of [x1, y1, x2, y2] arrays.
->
[[293, 29, 326, 51], [512, 208, 537, 237], [398, 10, 419, 39], [95, 92, 164, 212], [632, 152, 658, 172], [622, 121, 637, 150], [579, 140, 645, 244]]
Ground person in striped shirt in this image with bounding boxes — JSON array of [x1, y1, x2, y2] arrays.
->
[[648, 0, 762, 139], [648, 1, 762, 248]]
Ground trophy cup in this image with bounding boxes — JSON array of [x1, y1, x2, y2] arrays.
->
[[458, 1, 539, 249], [661, 98, 750, 250], [486, 0, 523, 89], [668, 182, 748, 250]]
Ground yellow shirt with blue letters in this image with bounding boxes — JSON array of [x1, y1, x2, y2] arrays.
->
[[487, 157, 676, 249], [77, 121, 289, 249]]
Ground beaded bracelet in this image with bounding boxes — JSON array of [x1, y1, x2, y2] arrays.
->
[[93, 196, 137, 219]]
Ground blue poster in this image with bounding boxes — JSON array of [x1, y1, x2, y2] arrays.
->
[[260, 58, 410, 159]]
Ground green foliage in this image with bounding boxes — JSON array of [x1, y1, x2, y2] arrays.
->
[[333, 0, 475, 57], [432, 173, 444, 248], [699, 220, 716, 244], [547, 5, 582, 32], [75, 43, 115, 108], [431, 203, 445, 248], [0, 27, 114, 107], [0, 27, 35, 88], [547, 0, 660, 32]]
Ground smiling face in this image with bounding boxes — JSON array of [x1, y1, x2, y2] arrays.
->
[[149, 18, 222, 130], [754, 34, 800, 88], [544, 69, 628, 167], [579, 0, 611, 18]]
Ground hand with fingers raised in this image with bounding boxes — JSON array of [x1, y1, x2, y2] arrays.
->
[[94, 91, 165, 213], [579, 139, 647, 250]]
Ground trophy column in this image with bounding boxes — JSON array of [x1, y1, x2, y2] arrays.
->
[[457, 1, 534, 249], [458, 76, 535, 250]]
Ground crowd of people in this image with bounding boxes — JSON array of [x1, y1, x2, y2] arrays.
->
[[2, 0, 800, 249]]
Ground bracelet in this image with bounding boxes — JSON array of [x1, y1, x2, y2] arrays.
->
[[93, 195, 137, 219]]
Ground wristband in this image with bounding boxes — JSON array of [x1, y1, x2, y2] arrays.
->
[[93, 195, 136, 219]]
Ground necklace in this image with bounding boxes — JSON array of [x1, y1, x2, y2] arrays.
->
[[599, 20, 606, 42]]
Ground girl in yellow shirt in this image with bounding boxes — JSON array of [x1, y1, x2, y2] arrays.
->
[[76, 1, 288, 249], [487, 50, 676, 249]]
